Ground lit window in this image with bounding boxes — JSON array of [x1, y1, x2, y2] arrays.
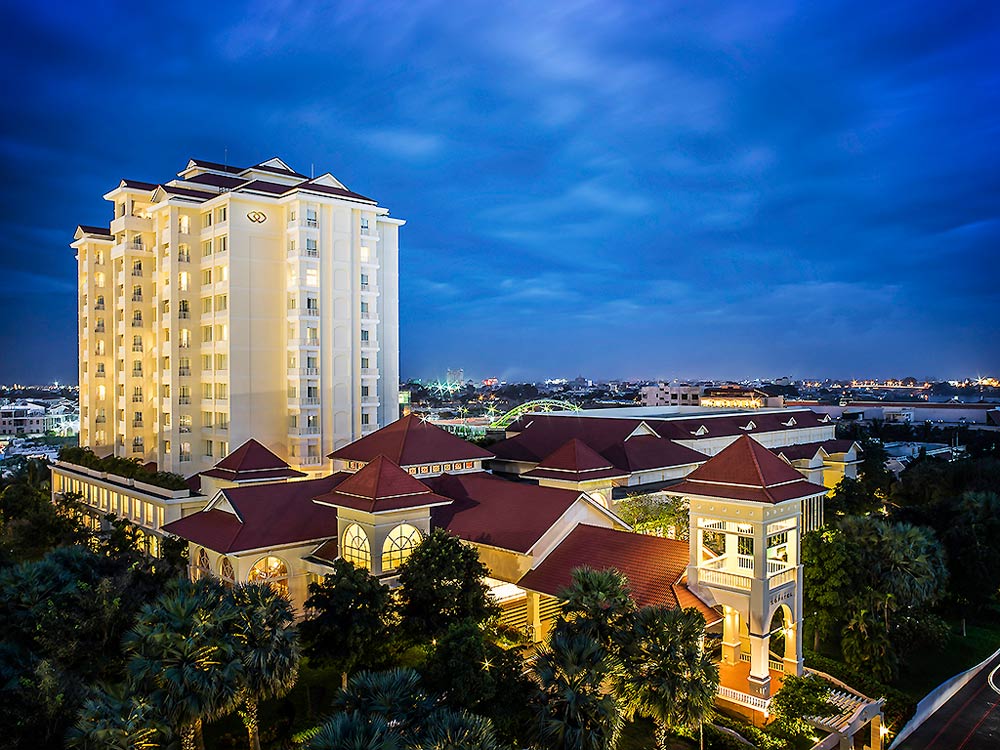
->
[[342, 523, 371, 569], [219, 557, 235, 587], [381, 524, 422, 571], [247, 556, 289, 597]]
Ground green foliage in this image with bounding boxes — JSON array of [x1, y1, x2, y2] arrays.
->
[[66, 683, 167, 750], [301, 559, 394, 681], [615, 606, 718, 746], [941, 492, 1000, 610], [531, 632, 623, 750], [307, 712, 402, 750], [802, 527, 857, 650], [554, 566, 637, 649], [396, 528, 499, 642], [709, 715, 790, 750], [826, 477, 881, 517], [0, 477, 88, 563], [420, 620, 534, 745], [124, 577, 246, 744], [57, 446, 189, 491], [769, 674, 834, 740], [615, 493, 689, 540]]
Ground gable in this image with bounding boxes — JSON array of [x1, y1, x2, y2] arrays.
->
[[309, 172, 348, 189], [626, 421, 660, 440]]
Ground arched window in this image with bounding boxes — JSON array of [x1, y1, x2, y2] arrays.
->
[[381, 524, 422, 571], [146, 533, 160, 558], [342, 523, 371, 570], [248, 556, 289, 597], [219, 557, 235, 587], [589, 491, 608, 508], [194, 547, 211, 581]]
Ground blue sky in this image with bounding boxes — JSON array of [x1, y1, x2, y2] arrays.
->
[[1, 1, 998, 383]]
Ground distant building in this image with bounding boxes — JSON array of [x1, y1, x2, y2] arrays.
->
[[641, 383, 702, 407], [446, 368, 464, 386], [701, 385, 784, 409], [0, 398, 79, 438]]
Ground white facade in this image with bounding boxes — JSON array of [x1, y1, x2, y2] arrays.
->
[[73, 158, 401, 475]]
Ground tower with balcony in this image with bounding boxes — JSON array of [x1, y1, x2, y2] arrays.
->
[[665, 435, 828, 707]]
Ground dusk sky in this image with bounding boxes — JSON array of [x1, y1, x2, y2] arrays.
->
[[1, 1, 998, 384]]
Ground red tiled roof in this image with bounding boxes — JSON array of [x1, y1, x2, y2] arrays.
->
[[309, 539, 339, 564], [201, 439, 305, 482], [492, 416, 706, 473], [120, 179, 159, 191], [773, 439, 858, 462], [313, 456, 452, 514], [517, 524, 719, 623], [524, 439, 629, 481], [293, 179, 376, 204], [667, 435, 828, 504], [184, 173, 245, 189], [238, 179, 293, 195], [162, 474, 347, 553], [77, 225, 113, 238], [328, 414, 494, 466], [248, 160, 307, 178], [189, 158, 245, 174], [425, 472, 583, 553]]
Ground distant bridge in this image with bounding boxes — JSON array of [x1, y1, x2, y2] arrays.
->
[[489, 399, 581, 430]]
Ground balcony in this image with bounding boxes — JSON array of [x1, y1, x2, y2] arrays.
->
[[110, 214, 153, 235], [94, 325, 106, 333], [289, 366, 320, 376], [178, 367, 191, 376], [299, 455, 322, 465], [178, 311, 190, 319], [178, 396, 191, 405], [132, 294, 143, 302], [132, 345, 143, 352], [293, 307, 320, 318], [177, 252, 191, 263], [95, 303, 106, 311], [289, 426, 321, 436], [131, 395, 143, 403], [131, 269, 144, 277], [95, 416, 107, 424], [289, 338, 320, 348], [132, 420, 144, 428], [289, 396, 321, 407], [131, 319, 144, 327], [361, 367, 379, 378]]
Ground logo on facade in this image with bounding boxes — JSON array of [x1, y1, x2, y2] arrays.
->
[[247, 211, 267, 223]]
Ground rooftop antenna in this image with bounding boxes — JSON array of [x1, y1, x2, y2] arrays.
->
[[224, 147, 228, 169], [311, 163, 315, 179]]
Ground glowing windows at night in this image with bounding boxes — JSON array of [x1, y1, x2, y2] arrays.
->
[[219, 557, 235, 586], [248, 556, 289, 597], [342, 523, 371, 570], [381, 524, 421, 571]]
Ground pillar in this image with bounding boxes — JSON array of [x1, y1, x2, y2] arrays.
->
[[870, 714, 883, 749], [782, 619, 803, 677], [526, 591, 543, 643], [722, 606, 741, 665], [746, 633, 771, 699]]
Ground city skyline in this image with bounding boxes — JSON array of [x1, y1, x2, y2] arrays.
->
[[2, 1, 999, 383]]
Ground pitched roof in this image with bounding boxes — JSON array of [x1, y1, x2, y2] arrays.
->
[[162, 474, 347, 553], [524, 439, 629, 481], [200, 439, 305, 481], [328, 414, 494, 466], [667, 435, 828, 504], [76, 225, 113, 238], [773, 439, 859, 462], [425, 472, 583, 553], [492, 416, 706, 473], [313, 456, 452, 514], [188, 158, 245, 174], [293, 179, 376, 204], [517, 525, 719, 623]]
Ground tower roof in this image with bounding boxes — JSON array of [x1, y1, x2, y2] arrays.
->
[[666, 435, 828, 504], [313, 456, 452, 514], [327, 414, 494, 466], [524, 438, 629, 482], [201, 439, 305, 482]]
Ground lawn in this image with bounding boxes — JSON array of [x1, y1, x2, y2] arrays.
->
[[893, 609, 1000, 700]]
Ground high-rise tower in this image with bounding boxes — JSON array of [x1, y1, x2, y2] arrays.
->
[[72, 157, 401, 476]]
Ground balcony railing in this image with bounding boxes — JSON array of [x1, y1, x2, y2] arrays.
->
[[289, 426, 321, 435], [178, 396, 191, 405], [178, 367, 191, 376], [178, 311, 190, 319], [289, 367, 320, 376], [299, 455, 322, 465], [132, 345, 143, 352], [131, 269, 143, 277], [132, 294, 143, 302], [131, 319, 143, 327], [94, 325, 105, 333]]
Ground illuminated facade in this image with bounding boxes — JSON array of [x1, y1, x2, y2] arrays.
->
[[73, 157, 401, 476]]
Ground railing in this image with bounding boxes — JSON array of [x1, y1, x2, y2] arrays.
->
[[289, 338, 320, 347], [769, 568, 796, 588], [131, 319, 143, 327], [360, 367, 379, 377], [717, 686, 770, 712], [703, 553, 754, 573], [178, 397, 191, 405], [95, 303, 105, 310], [295, 307, 319, 317], [306, 218, 318, 227], [132, 269, 143, 277], [178, 367, 191, 376], [289, 367, 319, 376], [132, 345, 143, 352], [132, 294, 143, 302], [290, 426, 320, 435], [178, 311, 190, 319], [95, 371, 105, 377], [94, 326, 105, 333], [698, 568, 752, 591], [177, 253, 191, 263]]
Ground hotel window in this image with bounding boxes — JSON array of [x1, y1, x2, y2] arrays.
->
[[362, 413, 370, 426], [361, 301, 369, 316], [381, 524, 421, 571], [306, 297, 318, 311], [217, 235, 228, 253], [201, 296, 212, 313], [202, 240, 212, 257], [216, 294, 227, 311], [201, 325, 212, 342], [204, 440, 213, 458], [202, 383, 214, 399], [361, 357, 369, 369], [216, 383, 228, 399], [179, 328, 192, 348], [178, 386, 191, 404], [132, 284, 142, 301], [306, 326, 318, 344], [361, 329, 369, 342], [95, 341, 106, 356], [737, 537, 754, 557], [202, 211, 212, 228], [216, 324, 228, 341], [305, 269, 318, 287], [202, 411, 213, 427], [132, 334, 143, 352], [219, 557, 234, 587], [201, 269, 213, 286], [179, 216, 190, 234], [360, 245, 370, 262], [178, 243, 191, 262], [216, 413, 228, 429], [305, 238, 318, 256], [133, 386, 143, 402], [248, 556, 289, 597], [360, 273, 369, 288], [219, 441, 228, 456], [342, 524, 371, 570], [95, 294, 105, 309], [132, 260, 143, 276], [288, 239, 296, 253], [201, 354, 212, 370], [216, 206, 227, 223], [178, 271, 190, 291], [95, 272, 105, 288], [217, 265, 228, 282], [132, 310, 143, 326], [179, 442, 191, 462], [179, 414, 192, 433], [216, 354, 227, 370], [306, 208, 318, 227], [96, 250, 105, 265], [360, 217, 369, 233], [361, 385, 369, 397]]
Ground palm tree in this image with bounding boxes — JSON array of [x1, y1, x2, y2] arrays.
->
[[307, 712, 402, 750], [615, 606, 718, 750], [415, 707, 501, 750], [334, 668, 436, 735], [231, 582, 301, 750], [555, 567, 636, 648], [123, 578, 244, 750], [531, 631, 622, 750], [66, 683, 165, 749]]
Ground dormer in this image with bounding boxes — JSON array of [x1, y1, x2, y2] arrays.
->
[[740, 420, 757, 431], [626, 421, 661, 439], [781, 417, 796, 427], [691, 425, 709, 436]]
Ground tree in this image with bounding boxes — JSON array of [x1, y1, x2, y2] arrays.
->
[[531, 632, 622, 750], [769, 674, 834, 740], [300, 559, 393, 687], [418, 708, 501, 750], [124, 578, 245, 750], [396, 529, 498, 642], [943, 492, 1000, 610], [615, 606, 718, 750], [842, 599, 897, 683], [420, 620, 534, 744], [307, 712, 402, 750], [554, 567, 637, 650], [231, 582, 300, 750], [801, 528, 858, 651], [826, 477, 881, 517], [615, 493, 689, 540], [66, 684, 167, 750], [334, 668, 436, 734]]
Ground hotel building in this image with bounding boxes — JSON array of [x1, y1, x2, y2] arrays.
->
[[72, 157, 401, 476]]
